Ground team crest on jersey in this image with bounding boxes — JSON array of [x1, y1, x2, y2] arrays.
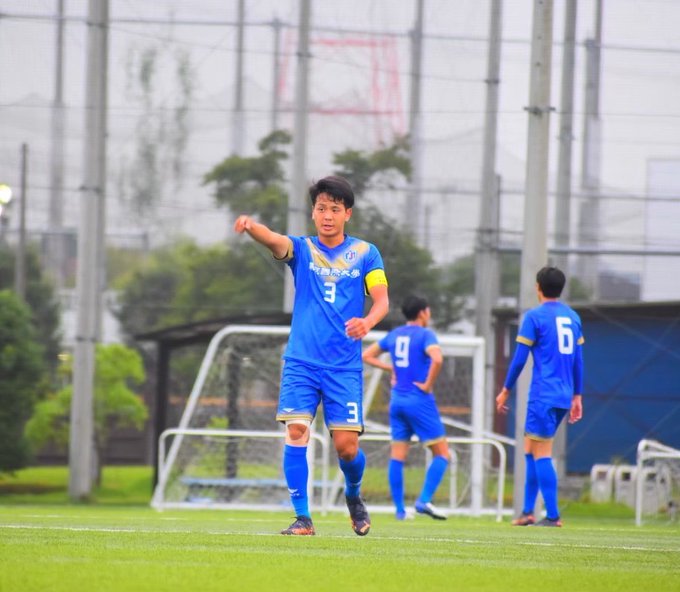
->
[[344, 250, 357, 262]]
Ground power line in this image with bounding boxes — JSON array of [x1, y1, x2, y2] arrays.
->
[[4, 10, 680, 56]]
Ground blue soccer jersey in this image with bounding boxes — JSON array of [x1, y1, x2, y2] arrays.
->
[[516, 301, 585, 409], [378, 325, 445, 443], [379, 325, 439, 398], [282, 234, 386, 370]]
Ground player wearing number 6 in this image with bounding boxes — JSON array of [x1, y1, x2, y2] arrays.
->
[[496, 266, 584, 527], [233, 175, 389, 536]]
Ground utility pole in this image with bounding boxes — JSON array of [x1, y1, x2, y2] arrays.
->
[[514, 0, 554, 516], [15, 143, 28, 302], [70, 0, 108, 500], [231, 0, 245, 155], [576, 0, 603, 298], [47, 0, 67, 290], [552, 0, 578, 481], [270, 17, 282, 133], [475, 0, 502, 441], [554, 0, 577, 278], [284, 0, 311, 312], [405, 0, 424, 244]]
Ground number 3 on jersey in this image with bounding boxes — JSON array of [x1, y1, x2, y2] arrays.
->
[[323, 281, 336, 303], [556, 316, 574, 354]]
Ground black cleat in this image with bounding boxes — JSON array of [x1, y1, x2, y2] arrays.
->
[[280, 515, 316, 535], [533, 516, 562, 527], [346, 495, 371, 536]]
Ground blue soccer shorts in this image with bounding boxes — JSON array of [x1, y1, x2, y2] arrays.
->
[[525, 398, 568, 440], [276, 359, 364, 432], [389, 393, 446, 445]]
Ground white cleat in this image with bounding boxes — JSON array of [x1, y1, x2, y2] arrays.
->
[[415, 501, 447, 520]]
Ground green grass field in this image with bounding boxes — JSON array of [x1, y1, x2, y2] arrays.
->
[[1, 467, 679, 592]]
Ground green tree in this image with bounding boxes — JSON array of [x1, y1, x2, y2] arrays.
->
[[116, 239, 284, 338], [332, 135, 411, 195], [0, 290, 45, 473], [445, 252, 521, 300], [203, 130, 292, 229], [25, 343, 148, 485], [331, 140, 465, 327], [0, 244, 61, 375]]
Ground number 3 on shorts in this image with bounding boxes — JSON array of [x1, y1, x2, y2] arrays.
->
[[347, 402, 359, 423]]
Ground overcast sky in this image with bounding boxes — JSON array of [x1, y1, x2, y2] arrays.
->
[[1, 0, 679, 295]]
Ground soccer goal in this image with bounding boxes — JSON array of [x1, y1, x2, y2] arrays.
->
[[635, 439, 680, 526], [151, 325, 508, 519]]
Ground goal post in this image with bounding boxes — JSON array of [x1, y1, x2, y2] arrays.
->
[[635, 439, 680, 526], [151, 324, 508, 518]]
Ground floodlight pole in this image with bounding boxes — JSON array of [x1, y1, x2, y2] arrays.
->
[[69, 0, 108, 500], [284, 0, 311, 312], [514, 0, 554, 517]]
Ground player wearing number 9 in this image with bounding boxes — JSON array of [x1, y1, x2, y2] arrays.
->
[[233, 175, 389, 537], [495, 266, 584, 528]]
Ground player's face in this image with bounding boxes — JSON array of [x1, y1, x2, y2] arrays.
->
[[311, 193, 352, 245]]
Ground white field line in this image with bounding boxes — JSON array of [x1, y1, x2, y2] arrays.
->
[[1, 523, 679, 554]]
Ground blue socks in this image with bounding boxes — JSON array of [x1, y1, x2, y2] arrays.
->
[[523, 453, 539, 515], [283, 444, 309, 518], [535, 457, 559, 520], [418, 455, 449, 504], [388, 459, 405, 513], [339, 448, 366, 498]]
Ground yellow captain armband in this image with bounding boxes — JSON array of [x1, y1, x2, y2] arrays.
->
[[365, 268, 388, 291]]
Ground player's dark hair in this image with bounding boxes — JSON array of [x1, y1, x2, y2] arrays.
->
[[401, 295, 429, 321], [536, 266, 566, 298], [308, 175, 355, 208]]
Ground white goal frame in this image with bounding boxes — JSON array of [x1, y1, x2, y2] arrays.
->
[[635, 438, 680, 526], [151, 324, 507, 518]]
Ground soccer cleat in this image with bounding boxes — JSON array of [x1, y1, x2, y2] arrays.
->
[[395, 508, 415, 521], [534, 517, 562, 527], [511, 512, 536, 526], [280, 515, 316, 536], [346, 495, 371, 536], [414, 501, 447, 520]]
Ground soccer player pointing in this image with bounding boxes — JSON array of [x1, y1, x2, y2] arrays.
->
[[496, 266, 584, 527], [234, 175, 389, 536]]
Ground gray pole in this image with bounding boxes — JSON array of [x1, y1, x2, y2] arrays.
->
[[576, 0, 602, 298], [69, 0, 108, 500], [283, 0, 311, 312], [270, 17, 282, 133], [15, 143, 28, 301], [231, 0, 245, 155], [552, 0, 578, 481], [405, 0, 424, 243], [47, 0, 66, 290], [554, 0, 577, 277], [475, 0, 502, 437], [513, 0, 554, 516]]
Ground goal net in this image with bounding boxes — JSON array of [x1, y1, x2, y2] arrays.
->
[[635, 439, 680, 526], [151, 325, 507, 518]]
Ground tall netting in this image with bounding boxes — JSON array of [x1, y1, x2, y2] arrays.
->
[[152, 325, 506, 518]]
